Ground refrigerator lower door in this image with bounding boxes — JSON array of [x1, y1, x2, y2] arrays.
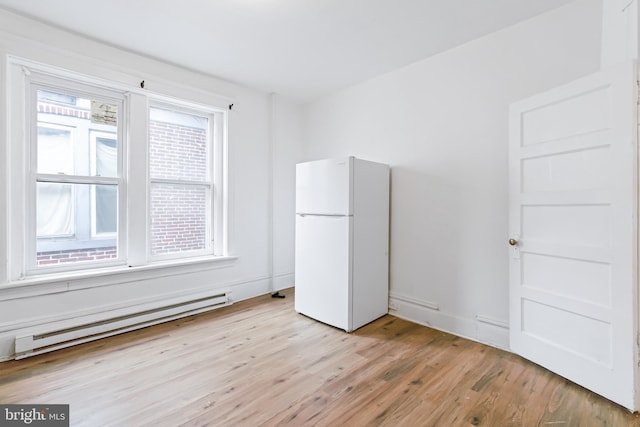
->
[[294, 214, 352, 331]]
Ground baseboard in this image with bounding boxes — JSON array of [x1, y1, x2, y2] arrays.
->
[[272, 272, 294, 292], [475, 314, 510, 350], [389, 293, 510, 350], [227, 276, 272, 302]]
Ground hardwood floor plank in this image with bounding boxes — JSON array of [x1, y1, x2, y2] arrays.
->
[[1, 288, 640, 426]]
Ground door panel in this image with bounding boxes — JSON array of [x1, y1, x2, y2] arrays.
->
[[509, 63, 638, 410], [521, 145, 610, 192], [521, 300, 611, 365], [521, 253, 611, 305], [294, 214, 351, 331], [520, 84, 611, 146], [521, 204, 611, 247]]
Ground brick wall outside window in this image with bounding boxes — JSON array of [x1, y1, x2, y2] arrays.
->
[[37, 247, 117, 265], [149, 120, 208, 255]]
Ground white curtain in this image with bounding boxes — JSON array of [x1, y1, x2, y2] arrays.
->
[[37, 183, 73, 237], [36, 127, 74, 237], [95, 139, 117, 176]]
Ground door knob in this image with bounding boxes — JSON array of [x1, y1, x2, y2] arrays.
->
[[508, 238, 518, 246]]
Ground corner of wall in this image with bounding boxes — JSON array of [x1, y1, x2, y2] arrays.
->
[[389, 293, 510, 351]]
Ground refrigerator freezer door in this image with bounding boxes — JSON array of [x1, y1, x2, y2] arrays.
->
[[296, 157, 352, 215], [294, 214, 351, 331]]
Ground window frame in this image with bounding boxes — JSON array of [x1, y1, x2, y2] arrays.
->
[[147, 101, 216, 261], [7, 58, 229, 282], [25, 74, 127, 275]]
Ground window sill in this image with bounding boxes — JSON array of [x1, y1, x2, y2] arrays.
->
[[0, 255, 238, 301]]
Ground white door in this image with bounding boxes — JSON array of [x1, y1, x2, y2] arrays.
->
[[509, 63, 638, 410], [294, 214, 352, 331]]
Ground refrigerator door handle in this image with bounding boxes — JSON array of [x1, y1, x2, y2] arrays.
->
[[296, 213, 351, 218]]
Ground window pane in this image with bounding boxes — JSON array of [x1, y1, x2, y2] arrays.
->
[[95, 185, 117, 234], [37, 182, 118, 265], [149, 107, 208, 181], [37, 182, 73, 237], [37, 126, 73, 174], [37, 89, 118, 177], [95, 136, 118, 178], [150, 183, 208, 255]]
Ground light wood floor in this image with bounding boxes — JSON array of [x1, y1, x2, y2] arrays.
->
[[1, 287, 639, 426]]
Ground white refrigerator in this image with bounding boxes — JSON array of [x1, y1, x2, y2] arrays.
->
[[294, 156, 390, 332]]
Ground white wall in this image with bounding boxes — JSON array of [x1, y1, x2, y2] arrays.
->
[[302, 0, 603, 348], [0, 9, 301, 360], [272, 95, 304, 291]]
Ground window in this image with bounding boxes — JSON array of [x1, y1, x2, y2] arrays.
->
[[11, 63, 227, 278], [149, 106, 213, 259], [32, 87, 123, 270]]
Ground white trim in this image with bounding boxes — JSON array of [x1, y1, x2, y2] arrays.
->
[[632, 65, 640, 410], [0, 51, 8, 286], [126, 92, 149, 267], [6, 52, 28, 281], [636, 66, 640, 412], [389, 294, 510, 350], [272, 272, 294, 292], [475, 314, 509, 329], [0, 255, 238, 300], [216, 110, 229, 256], [268, 93, 276, 292], [389, 291, 439, 311], [8, 55, 233, 111]]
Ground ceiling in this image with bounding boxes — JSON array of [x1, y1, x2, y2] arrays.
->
[[0, 0, 576, 102]]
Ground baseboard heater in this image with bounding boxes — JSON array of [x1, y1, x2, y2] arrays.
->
[[14, 292, 231, 359]]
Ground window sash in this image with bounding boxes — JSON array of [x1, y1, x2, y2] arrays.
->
[[147, 102, 216, 261], [26, 78, 126, 274]]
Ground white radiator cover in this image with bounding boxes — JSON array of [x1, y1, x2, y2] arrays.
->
[[14, 291, 231, 359]]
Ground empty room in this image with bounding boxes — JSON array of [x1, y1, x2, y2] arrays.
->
[[1, 0, 640, 425]]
